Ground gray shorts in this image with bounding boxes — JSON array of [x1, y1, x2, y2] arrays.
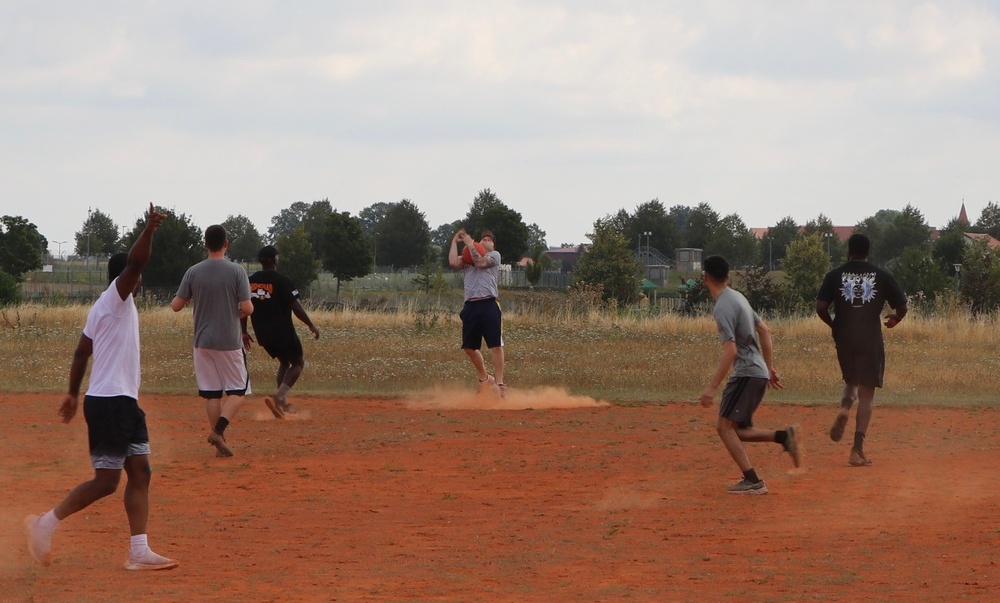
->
[[193, 348, 250, 399], [718, 377, 768, 428]]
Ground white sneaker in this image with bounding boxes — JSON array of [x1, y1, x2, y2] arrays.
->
[[24, 514, 53, 566], [495, 383, 507, 399], [125, 549, 179, 571], [476, 375, 496, 394]]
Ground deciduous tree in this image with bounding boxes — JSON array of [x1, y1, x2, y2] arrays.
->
[[222, 214, 264, 262], [573, 218, 641, 305], [275, 227, 320, 295], [0, 216, 47, 281], [322, 211, 373, 299], [462, 189, 530, 264], [74, 208, 119, 257], [373, 200, 431, 269]]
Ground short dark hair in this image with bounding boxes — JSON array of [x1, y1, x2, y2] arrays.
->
[[848, 233, 870, 258], [258, 245, 279, 262], [703, 255, 729, 282], [205, 225, 227, 252], [108, 252, 128, 284], [480, 229, 495, 242]]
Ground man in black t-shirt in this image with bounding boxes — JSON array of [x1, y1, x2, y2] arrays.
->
[[816, 234, 907, 467], [242, 246, 320, 419]]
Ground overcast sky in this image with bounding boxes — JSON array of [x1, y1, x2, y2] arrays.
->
[[2, 1, 998, 256]]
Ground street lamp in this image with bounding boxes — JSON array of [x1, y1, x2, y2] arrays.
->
[[53, 240, 67, 260], [823, 232, 833, 260], [642, 231, 652, 276]]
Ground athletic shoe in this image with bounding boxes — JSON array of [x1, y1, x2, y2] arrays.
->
[[829, 408, 849, 442], [124, 550, 179, 571], [495, 383, 507, 399], [476, 376, 496, 395], [726, 479, 768, 494], [264, 396, 285, 419], [23, 514, 52, 566], [207, 432, 233, 457], [849, 448, 873, 467], [278, 400, 297, 415], [783, 424, 802, 468]]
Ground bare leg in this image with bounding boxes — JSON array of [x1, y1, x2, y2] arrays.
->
[[490, 346, 505, 384], [122, 455, 151, 536], [54, 469, 122, 520], [734, 426, 778, 443], [275, 360, 289, 389], [464, 348, 489, 380], [717, 418, 754, 472], [855, 385, 875, 435], [278, 356, 305, 398], [220, 395, 245, 422], [205, 399, 222, 429]]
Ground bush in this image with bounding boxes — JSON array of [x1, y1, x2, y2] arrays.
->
[[0, 270, 19, 306]]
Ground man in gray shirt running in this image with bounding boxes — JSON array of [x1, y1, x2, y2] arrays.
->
[[171, 225, 253, 457], [698, 255, 800, 494]]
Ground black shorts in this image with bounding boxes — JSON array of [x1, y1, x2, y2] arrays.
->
[[460, 298, 503, 350], [836, 343, 885, 388], [718, 377, 768, 428], [83, 395, 150, 469], [258, 330, 304, 361]]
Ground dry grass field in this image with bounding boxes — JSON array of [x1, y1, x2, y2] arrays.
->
[[2, 301, 999, 601]]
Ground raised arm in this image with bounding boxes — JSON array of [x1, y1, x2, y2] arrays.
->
[[115, 203, 167, 301]]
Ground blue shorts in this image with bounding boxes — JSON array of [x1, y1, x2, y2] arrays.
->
[[460, 298, 504, 350]]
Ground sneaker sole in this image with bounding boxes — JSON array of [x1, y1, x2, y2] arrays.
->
[[125, 559, 179, 571], [264, 397, 285, 419], [727, 486, 768, 495], [830, 411, 848, 442], [849, 456, 873, 467], [207, 434, 233, 457]]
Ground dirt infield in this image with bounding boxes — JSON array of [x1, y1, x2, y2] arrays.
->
[[2, 391, 998, 602]]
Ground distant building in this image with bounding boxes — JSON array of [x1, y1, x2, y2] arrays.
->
[[675, 248, 702, 273], [541, 245, 588, 272]]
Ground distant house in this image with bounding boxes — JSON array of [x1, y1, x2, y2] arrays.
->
[[962, 232, 1000, 249], [541, 245, 588, 272]]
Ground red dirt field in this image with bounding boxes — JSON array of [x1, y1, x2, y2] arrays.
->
[[2, 391, 998, 602]]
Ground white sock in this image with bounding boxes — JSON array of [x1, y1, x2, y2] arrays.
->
[[38, 509, 61, 534], [130, 534, 149, 558]]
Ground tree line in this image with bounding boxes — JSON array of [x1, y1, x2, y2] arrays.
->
[[4, 194, 1000, 313]]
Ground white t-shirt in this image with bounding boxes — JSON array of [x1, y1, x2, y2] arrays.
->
[[82, 279, 141, 399]]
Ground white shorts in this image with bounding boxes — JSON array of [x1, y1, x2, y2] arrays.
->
[[193, 348, 251, 399]]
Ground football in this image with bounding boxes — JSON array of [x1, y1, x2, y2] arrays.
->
[[462, 242, 487, 265]]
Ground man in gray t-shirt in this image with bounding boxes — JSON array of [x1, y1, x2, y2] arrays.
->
[[698, 255, 800, 494], [171, 225, 253, 457], [448, 228, 506, 398]]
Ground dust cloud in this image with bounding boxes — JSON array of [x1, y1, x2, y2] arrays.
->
[[405, 385, 610, 410]]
